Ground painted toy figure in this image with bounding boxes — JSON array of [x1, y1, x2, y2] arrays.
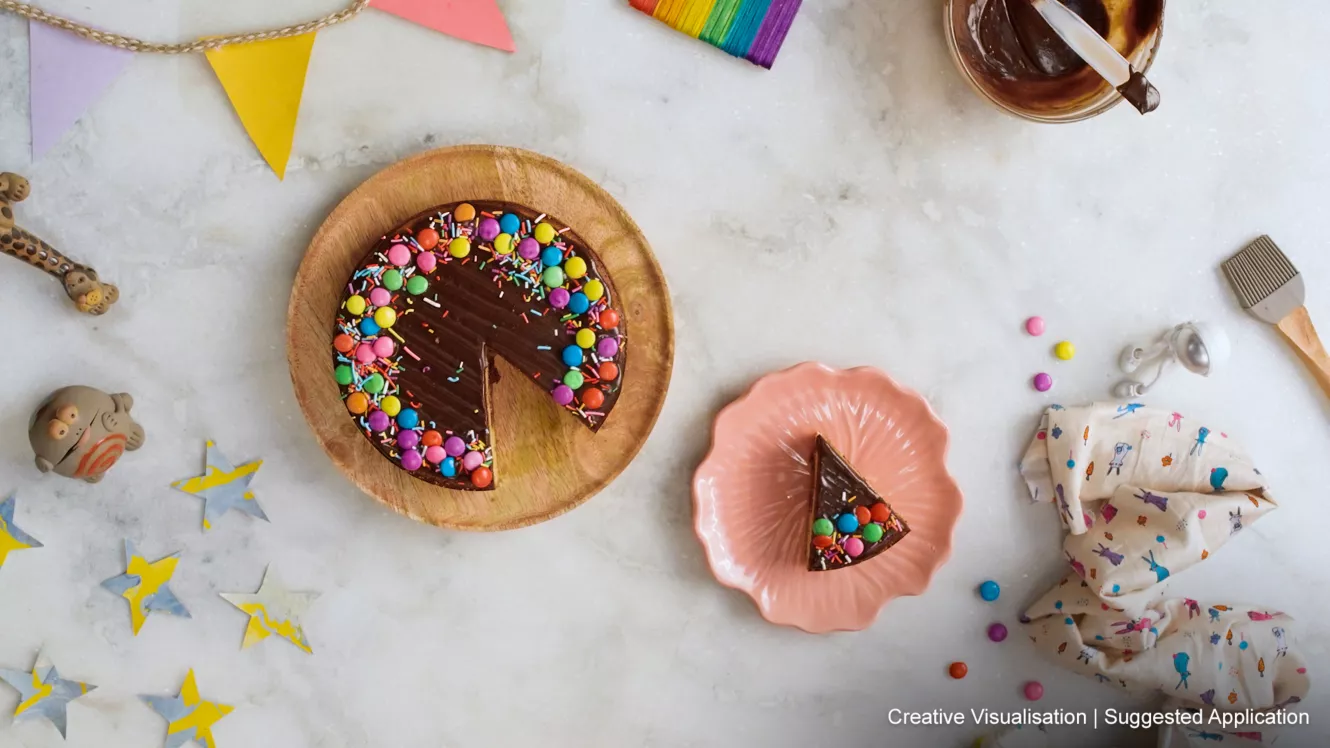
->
[[1, 172, 118, 315], [29, 386, 145, 482]]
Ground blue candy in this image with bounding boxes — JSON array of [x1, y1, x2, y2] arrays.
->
[[979, 580, 1001, 602], [441, 457, 457, 477], [561, 345, 583, 367], [567, 292, 590, 315], [835, 513, 859, 534], [396, 409, 419, 429], [540, 246, 563, 267], [499, 213, 520, 236], [359, 318, 381, 336]]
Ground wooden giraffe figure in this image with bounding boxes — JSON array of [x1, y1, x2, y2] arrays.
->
[[1, 172, 118, 315]]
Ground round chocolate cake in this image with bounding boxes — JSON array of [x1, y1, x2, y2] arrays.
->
[[330, 201, 627, 490]]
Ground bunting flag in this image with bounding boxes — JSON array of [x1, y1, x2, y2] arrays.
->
[[28, 23, 133, 159], [372, 0, 514, 53], [205, 34, 317, 180]]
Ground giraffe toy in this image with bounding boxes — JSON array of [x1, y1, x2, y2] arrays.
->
[[0, 172, 118, 315]]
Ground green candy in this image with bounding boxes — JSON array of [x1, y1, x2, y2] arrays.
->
[[363, 373, 385, 394], [334, 365, 353, 386], [382, 269, 404, 291], [563, 370, 584, 389], [542, 266, 565, 288], [812, 518, 834, 537], [406, 275, 429, 295], [861, 523, 884, 543]]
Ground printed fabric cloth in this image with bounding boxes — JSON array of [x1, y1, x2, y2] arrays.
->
[[1004, 403, 1311, 747]]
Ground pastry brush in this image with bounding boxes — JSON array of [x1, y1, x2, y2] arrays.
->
[[1222, 235, 1330, 396]]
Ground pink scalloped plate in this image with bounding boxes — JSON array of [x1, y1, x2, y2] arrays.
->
[[693, 363, 963, 633]]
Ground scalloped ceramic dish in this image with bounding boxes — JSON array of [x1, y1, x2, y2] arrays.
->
[[693, 363, 963, 633]]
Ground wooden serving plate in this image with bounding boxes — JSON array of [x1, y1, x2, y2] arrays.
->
[[287, 146, 674, 530]]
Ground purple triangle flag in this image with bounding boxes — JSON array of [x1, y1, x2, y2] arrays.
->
[[29, 23, 134, 159]]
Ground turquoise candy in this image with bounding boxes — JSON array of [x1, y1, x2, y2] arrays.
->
[[835, 513, 859, 534], [499, 212, 520, 235], [540, 246, 563, 267], [561, 346, 583, 367], [568, 292, 590, 315]]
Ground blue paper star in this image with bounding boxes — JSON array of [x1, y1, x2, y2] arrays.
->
[[0, 652, 96, 737], [170, 440, 268, 531], [0, 493, 43, 567], [101, 540, 191, 635]]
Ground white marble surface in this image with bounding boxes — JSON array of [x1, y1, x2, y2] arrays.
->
[[2, 1, 1330, 746]]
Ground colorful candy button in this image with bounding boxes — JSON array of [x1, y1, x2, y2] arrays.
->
[[424, 445, 446, 465], [597, 337, 619, 359], [575, 329, 596, 348], [382, 269, 404, 291], [380, 395, 402, 417], [401, 450, 423, 471], [836, 513, 859, 534], [367, 410, 390, 432], [454, 203, 476, 222], [363, 373, 385, 394], [355, 343, 376, 364], [334, 365, 353, 386], [444, 436, 466, 457], [561, 346, 583, 367], [374, 307, 397, 329], [478, 218, 500, 241], [493, 234, 514, 255], [1025, 316, 1045, 336], [396, 409, 420, 429], [979, 580, 1001, 601], [540, 246, 563, 267], [345, 295, 367, 316], [1033, 372, 1053, 392], [499, 213, 520, 235], [398, 430, 419, 450], [334, 333, 355, 354], [462, 451, 484, 471], [583, 279, 605, 302], [422, 430, 442, 447], [854, 506, 871, 524], [387, 244, 411, 267], [517, 237, 540, 260], [406, 275, 429, 295], [563, 370, 584, 389], [869, 502, 891, 523], [416, 251, 437, 273], [441, 457, 457, 477], [345, 392, 369, 414], [551, 385, 575, 406], [861, 523, 884, 543], [581, 388, 605, 409], [598, 361, 619, 381], [598, 308, 619, 329], [1023, 682, 1044, 701], [373, 337, 395, 359], [415, 228, 440, 250], [449, 237, 471, 259], [470, 466, 493, 488], [949, 662, 968, 680], [812, 518, 834, 536], [844, 537, 865, 557], [533, 222, 556, 244], [369, 287, 392, 307], [564, 256, 588, 279], [359, 318, 380, 336], [812, 535, 834, 549], [988, 623, 1009, 642], [568, 292, 590, 315], [549, 288, 570, 308], [1054, 341, 1076, 360], [542, 267, 565, 288]]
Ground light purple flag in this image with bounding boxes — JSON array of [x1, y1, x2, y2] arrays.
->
[[29, 23, 134, 159]]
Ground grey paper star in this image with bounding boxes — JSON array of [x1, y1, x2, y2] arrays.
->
[[0, 651, 96, 738], [170, 440, 268, 531], [140, 669, 233, 748], [0, 492, 43, 567], [100, 540, 191, 635], [220, 567, 319, 653]]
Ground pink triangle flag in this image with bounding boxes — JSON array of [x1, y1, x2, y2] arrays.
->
[[372, 0, 514, 53], [29, 23, 134, 160]]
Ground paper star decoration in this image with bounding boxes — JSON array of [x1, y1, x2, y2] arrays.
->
[[101, 540, 191, 635], [0, 493, 43, 568], [141, 669, 233, 748], [220, 567, 319, 653], [0, 651, 96, 738], [171, 440, 268, 531]]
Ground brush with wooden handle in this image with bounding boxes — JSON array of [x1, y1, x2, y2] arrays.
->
[[1223, 235, 1330, 397]]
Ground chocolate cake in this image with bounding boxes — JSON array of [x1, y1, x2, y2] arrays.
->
[[807, 435, 909, 571], [330, 201, 626, 490]]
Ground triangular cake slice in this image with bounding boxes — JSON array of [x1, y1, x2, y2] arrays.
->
[[807, 434, 910, 572]]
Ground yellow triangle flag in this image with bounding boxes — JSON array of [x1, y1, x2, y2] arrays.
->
[[205, 33, 316, 180]]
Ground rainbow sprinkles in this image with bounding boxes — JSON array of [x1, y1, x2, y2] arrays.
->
[[629, 0, 804, 69]]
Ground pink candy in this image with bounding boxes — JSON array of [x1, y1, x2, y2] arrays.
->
[[369, 287, 392, 307], [416, 251, 437, 273], [387, 244, 411, 267], [372, 337, 395, 358], [549, 288, 570, 308], [843, 537, 865, 557], [462, 450, 484, 471], [1033, 373, 1053, 392], [424, 445, 446, 465], [355, 343, 376, 363], [1023, 682, 1044, 701], [1025, 316, 1045, 336]]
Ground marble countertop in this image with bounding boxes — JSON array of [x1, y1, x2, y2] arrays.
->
[[2, 1, 1329, 746]]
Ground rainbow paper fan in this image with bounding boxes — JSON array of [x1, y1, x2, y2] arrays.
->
[[630, 0, 803, 69]]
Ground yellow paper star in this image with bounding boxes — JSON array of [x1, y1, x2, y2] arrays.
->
[[220, 567, 318, 653], [100, 541, 191, 635], [0, 494, 42, 568], [141, 670, 233, 748]]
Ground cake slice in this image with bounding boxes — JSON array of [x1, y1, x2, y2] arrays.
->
[[807, 434, 910, 572]]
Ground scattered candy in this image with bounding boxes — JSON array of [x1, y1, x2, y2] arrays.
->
[[552, 385, 575, 406], [363, 373, 385, 394], [979, 580, 1001, 601], [449, 237, 471, 259], [345, 392, 369, 414], [478, 218, 500, 242], [549, 288, 570, 308], [843, 537, 865, 557], [368, 410, 390, 432], [533, 222, 556, 244], [444, 436, 466, 457], [563, 370, 584, 389], [812, 535, 833, 549], [542, 267, 565, 287], [462, 451, 484, 471], [861, 523, 884, 543], [598, 308, 619, 329], [441, 457, 457, 477], [369, 287, 391, 307], [415, 228, 440, 250], [1023, 681, 1044, 701], [374, 307, 397, 329], [988, 623, 1008, 642], [454, 203, 476, 222], [583, 279, 605, 302], [1033, 372, 1053, 392], [812, 518, 834, 536], [372, 337, 395, 358], [498, 213, 520, 235], [415, 251, 437, 273], [397, 430, 419, 450], [359, 318, 380, 336], [334, 365, 353, 385], [422, 430, 442, 447], [836, 512, 859, 534], [493, 234, 514, 255], [345, 295, 367, 315], [561, 346, 583, 367], [854, 506, 871, 524], [517, 237, 540, 260], [598, 362, 619, 381], [355, 342, 376, 364], [387, 244, 411, 267], [334, 334, 355, 353], [406, 275, 429, 295], [565, 256, 588, 279], [396, 409, 420, 429], [382, 270, 403, 291], [540, 246, 563, 267], [380, 395, 402, 417], [597, 337, 619, 359], [470, 466, 493, 488], [575, 329, 596, 349], [869, 502, 892, 523], [1054, 341, 1075, 360], [401, 450, 423, 471], [1025, 316, 1045, 336], [581, 388, 605, 409], [949, 662, 968, 679], [424, 445, 446, 464]]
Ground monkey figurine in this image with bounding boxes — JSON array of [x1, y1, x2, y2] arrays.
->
[[29, 386, 145, 482], [1, 172, 119, 315]]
